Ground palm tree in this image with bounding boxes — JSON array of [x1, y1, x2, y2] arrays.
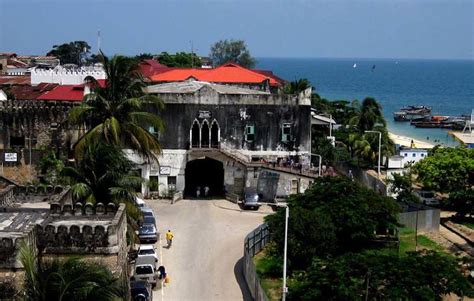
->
[[19, 241, 124, 301], [349, 97, 386, 132], [61, 143, 141, 205], [283, 78, 312, 94], [69, 52, 164, 162]]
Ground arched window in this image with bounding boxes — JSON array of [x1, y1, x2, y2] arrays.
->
[[210, 119, 220, 148], [190, 119, 200, 148], [201, 120, 210, 148]]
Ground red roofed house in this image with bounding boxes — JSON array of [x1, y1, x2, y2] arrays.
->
[[147, 63, 284, 92]]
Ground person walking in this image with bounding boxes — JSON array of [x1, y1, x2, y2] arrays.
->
[[166, 229, 174, 248]]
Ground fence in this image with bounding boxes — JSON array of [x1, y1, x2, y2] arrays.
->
[[398, 203, 440, 233], [243, 224, 270, 301]]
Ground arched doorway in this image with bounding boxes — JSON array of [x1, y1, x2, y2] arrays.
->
[[201, 120, 210, 148], [191, 120, 200, 148], [185, 157, 224, 198], [210, 120, 219, 148]]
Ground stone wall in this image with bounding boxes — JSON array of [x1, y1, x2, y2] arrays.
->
[[0, 185, 14, 207]]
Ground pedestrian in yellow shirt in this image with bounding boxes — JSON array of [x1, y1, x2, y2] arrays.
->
[[166, 230, 174, 248]]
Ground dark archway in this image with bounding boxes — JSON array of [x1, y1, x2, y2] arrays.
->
[[185, 157, 224, 198], [211, 120, 219, 148], [191, 120, 200, 148], [201, 120, 210, 148]]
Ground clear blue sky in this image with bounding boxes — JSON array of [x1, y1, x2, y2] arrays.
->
[[1, 0, 473, 59]]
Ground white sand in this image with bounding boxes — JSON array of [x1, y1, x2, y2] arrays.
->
[[388, 132, 435, 149]]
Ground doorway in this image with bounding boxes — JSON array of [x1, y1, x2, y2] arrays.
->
[[185, 157, 224, 198]]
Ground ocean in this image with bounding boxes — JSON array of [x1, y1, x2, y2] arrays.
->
[[257, 58, 474, 146]]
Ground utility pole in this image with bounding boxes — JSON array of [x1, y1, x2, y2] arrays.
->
[[97, 29, 101, 54], [282, 205, 289, 301], [190, 40, 194, 68]]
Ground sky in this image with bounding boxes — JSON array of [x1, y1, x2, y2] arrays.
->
[[0, 0, 473, 60]]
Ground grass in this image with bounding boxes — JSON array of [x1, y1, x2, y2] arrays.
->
[[253, 250, 282, 301], [460, 222, 474, 230], [398, 227, 444, 254]]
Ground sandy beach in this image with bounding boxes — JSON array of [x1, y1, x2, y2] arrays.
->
[[388, 132, 435, 149]]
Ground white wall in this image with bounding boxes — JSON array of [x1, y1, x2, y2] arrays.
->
[[31, 66, 106, 85], [400, 149, 428, 166]]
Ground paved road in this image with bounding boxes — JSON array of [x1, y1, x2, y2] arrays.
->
[[145, 199, 271, 301]]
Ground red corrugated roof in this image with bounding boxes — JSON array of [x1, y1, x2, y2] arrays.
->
[[37, 85, 85, 102], [149, 63, 283, 86], [11, 83, 58, 100], [138, 59, 170, 78], [0, 75, 30, 86]]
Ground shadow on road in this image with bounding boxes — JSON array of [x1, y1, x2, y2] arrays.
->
[[234, 257, 253, 301]]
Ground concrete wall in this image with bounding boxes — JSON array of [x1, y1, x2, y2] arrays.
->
[[399, 205, 440, 233]]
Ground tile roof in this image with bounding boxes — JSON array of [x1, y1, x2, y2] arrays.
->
[[149, 63, 283, 86]]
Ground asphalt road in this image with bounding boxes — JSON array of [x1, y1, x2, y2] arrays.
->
[[145, 199, 271, 301]]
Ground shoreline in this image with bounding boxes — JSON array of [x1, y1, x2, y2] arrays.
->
[[388, 132, 435, 149]]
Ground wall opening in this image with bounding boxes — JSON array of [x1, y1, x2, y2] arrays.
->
[[191, 120, 200, 148], [185, 157, 224, 198], [211, 120, 219, 148], [201, 120, 210, 148]]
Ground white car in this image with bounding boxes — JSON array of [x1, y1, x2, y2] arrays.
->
[[415, 190, 440, 206], [137, 245, 159, 262], [135, 197, 147, 208]]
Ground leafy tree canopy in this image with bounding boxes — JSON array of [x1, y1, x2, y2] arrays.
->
[[288, 250, 473, 301], [209, 39, 256, 68], [265, 176, 400, 269], [156, 51, 202, 68], [47, 41, 92, 66], [283, 78, 312, 95], [413, 147, 474, 193]]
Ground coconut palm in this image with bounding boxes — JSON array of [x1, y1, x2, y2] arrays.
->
[[61, 143, 141, 205], [349, 97, 386, 132], [68, 52, 164, 162], [19, 241, 124, 301]]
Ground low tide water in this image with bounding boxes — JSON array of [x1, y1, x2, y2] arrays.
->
[[257, 58, 474, 146]]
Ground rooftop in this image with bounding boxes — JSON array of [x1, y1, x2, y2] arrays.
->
[[146, 80, 271, 95], [149, 63, 283, 86]]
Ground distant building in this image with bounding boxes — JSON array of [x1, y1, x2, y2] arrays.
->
[[387, 147, 429, 169], [31, 65, 106, 85]]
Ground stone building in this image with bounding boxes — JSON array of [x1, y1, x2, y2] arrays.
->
[[133, 80, 316, 199], [0, 184, 128, 293]]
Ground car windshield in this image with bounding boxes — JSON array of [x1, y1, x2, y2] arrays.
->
[[143, 216, 155, 224], [140, 225, 155, 233], [143, 211, 153, 217], [139, 249, 155, 255], [135, 266, 153, 275], [423, 192, 435, 198]]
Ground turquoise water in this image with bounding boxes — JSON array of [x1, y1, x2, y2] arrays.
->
[[257, 58, 474, 146]]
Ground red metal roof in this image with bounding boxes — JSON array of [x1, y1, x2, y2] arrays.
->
[[149, 63, 283, 86], [37, 85, 85, 102], [138, 59, 170, 78]]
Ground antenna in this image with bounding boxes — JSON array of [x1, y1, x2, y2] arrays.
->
[[190, 40, 194, 68], [97, 30, 101, 54]]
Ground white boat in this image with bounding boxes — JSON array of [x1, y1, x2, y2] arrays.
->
[[353, 63, 357, 68]]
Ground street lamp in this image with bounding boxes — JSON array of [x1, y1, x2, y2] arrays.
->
[[310, 153, 322, 177], [364, 130, 381, 177], [275, 203, 289, 301]]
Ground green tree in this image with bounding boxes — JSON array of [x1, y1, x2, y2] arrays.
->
[[68, 52, 165, 161], [388, 169, 420, 204], [47, 41, 92, 66], [19, 241, 124, 301], [288, 251, 474, 301], [37, 149, 64, 185], [283, 78, 312, 94], [349, 97, 386, 132], [156, 51, 202, 68], [265, 176, 400, 270], [413, 147, 474, 193], [445, 188, 474, 218], [209, 39, 256, 68]]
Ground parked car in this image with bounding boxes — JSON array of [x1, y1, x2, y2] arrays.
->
[[415, 190, 440, 206], [243, 193, 261, 210], [130, 280, 153, 301], [134, 256, 158, 288], [141, 207, 154, 216], [137, 245, 159, 262], [138, 224, 158, 243], [135, 197, 147, 209], [143, 215, 156, 226]]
